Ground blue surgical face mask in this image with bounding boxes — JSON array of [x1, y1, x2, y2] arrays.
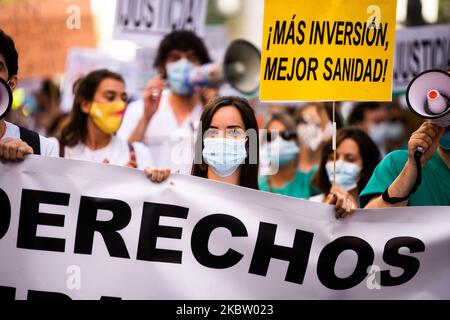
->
[[368, 122, 388, 144], [439, 129, 450, 150], [203, 138, 247, 177], [326, 160, 362, 191], [261, 136, 299, 167], [385, 122, 405, 140], [166, 58, 195, 96]]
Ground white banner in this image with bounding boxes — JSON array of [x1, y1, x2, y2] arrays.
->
[[113, 0, 208, 46], [0, 156, 450, 300], [393, 24, 450, 93]]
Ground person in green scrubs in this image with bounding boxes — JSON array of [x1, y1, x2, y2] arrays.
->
[[361, 122, 450, 207], [259, 112, 319, 198]]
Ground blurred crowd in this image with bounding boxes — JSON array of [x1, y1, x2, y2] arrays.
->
[[1, 28, 449, 217]]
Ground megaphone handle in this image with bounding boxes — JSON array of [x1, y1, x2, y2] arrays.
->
[[416, 146, 425, 155], [411, 147, 424, 194]]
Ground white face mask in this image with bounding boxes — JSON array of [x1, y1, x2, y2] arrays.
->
[[202, 138, 247, 177], [298, 121, 332, 151], [368, 122, 389, 144], [321, 121, 334, 141], [326, 160, 362, 191]]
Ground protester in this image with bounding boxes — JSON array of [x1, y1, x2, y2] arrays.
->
[[119, 30, 219, 174], [295, 102, 334, 173], [0, 29, 58, 160], [310, 128, 381, 218], [347, 102, 388, 155], [361, 122, 450, 207], [384, 103, 408, 153], [58, 69, 167, 179], [259, 112, 319, 198], [146, 96, 259, 189]]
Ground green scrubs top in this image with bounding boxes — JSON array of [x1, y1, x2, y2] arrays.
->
[[360, 150, 450, 207], [259, 169, 320, 199]]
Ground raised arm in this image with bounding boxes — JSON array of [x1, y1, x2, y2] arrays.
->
[[127, 76, 165, 144], [365, 122, 444, 208]]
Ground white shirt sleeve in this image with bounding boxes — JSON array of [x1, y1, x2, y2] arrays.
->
[[117, 100, 144, 141], [39, 136, 59, 158], [133, 141, 153, 169], [309, 194, 325, 203]]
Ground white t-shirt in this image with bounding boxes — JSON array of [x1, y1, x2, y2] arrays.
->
[[59, 136, 153, 169], [118, 90, 202, 174], [309, 194, 325, 203], [2, 121, 59, 157]]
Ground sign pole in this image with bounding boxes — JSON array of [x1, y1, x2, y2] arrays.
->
[[332, 101, 337, 190]]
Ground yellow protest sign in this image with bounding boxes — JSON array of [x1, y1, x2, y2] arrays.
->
[[260, 0, 397, 102]]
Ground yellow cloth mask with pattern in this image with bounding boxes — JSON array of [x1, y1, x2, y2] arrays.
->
[[89, 101, 126, 134]]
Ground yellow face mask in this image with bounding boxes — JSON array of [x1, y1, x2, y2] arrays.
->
[[89, 101, 126, 134]]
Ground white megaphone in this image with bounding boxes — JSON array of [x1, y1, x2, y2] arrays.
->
[[186, 39, 261, 95], [0, 78, 13, 120], [406, 69, 450, 128]]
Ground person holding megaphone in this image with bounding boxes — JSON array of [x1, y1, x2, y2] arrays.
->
[[118, 30, 218, 175], [361, 70, 450, 208], [0, 29, 58, 162]]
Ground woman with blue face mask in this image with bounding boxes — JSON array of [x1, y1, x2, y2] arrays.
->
[[310, 128, 381, 218], [259, 112, 319, 198], [146, 96, 260, 189]]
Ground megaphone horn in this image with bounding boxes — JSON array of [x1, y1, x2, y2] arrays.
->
[[187, 39, 261, 95], [224, 39, 261, 94], [0, 78, 13, 120], [406, 69, 450, 128]]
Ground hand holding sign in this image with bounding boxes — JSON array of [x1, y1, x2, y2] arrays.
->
[[0, 138, 33, 162], [325, 186, 358, 219]]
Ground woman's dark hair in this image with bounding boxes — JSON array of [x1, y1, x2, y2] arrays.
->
[[311, 127, 381, 195], [154, 30, 211, 76], [0, 29, 18, 78], [60, 69, 124, 147], [192, 96, 259, 190]]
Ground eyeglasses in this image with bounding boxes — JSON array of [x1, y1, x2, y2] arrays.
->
[[265, 130, 297, 143]]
